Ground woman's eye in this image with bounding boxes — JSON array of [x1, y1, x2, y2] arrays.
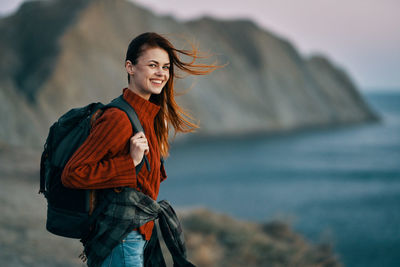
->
[[149, 64, 157, 67], [163, 66, 170, 70]]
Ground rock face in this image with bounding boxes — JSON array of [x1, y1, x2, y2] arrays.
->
[[0, 0, 377, 148]]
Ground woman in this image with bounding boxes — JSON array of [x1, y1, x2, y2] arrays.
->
[[61, 32, 220, 266]]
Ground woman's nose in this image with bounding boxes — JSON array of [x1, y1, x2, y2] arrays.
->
[[155, 67, 163, 75], [156, 68, 167, 77]]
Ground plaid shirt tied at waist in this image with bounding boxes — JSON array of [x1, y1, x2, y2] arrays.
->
[[83, 188, 195, 267]]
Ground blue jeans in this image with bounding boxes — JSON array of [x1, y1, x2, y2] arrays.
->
[[100, 230, 146, 267]]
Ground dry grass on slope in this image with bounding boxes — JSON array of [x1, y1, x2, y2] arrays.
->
[[167, 209, 341, 267], [0, 148, 341, 267]]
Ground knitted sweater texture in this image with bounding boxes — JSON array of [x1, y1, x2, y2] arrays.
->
[[61, 88, 167, 240]]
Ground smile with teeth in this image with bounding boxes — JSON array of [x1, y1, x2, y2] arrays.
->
[[150, 79, 163, 85]]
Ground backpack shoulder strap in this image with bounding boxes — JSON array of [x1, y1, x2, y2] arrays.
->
[[104, 95, 151, 173], [105, 95, 144, 134]]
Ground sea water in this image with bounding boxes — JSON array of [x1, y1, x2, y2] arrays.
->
[[159, 91, 400, 267]]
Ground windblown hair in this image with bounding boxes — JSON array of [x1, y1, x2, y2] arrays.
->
[[125, 32, 222, 158]]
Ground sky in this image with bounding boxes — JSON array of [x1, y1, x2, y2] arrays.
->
[[1, 0, 399, 91]]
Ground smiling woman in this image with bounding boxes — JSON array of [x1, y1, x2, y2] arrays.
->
[[126, 47, 171, 100], [60, 32, 222, 267]]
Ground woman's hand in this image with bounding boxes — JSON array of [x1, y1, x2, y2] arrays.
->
[[129, 132, 149, 166]]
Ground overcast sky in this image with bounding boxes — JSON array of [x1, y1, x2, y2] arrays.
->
[[1, 0, 399, 91]]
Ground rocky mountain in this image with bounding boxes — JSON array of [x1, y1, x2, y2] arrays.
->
[[0, 0, 377, 148]]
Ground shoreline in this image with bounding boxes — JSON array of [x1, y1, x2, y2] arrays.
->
[[0, 149, 341, 266]]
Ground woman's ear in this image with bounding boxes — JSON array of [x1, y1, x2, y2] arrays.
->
[[125, 60, 135, 76]]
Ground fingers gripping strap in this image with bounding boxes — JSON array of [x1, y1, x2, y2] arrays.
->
[[104, 95, 151, 173]]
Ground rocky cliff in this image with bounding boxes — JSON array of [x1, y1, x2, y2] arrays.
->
[[0, 0, 377, 148]]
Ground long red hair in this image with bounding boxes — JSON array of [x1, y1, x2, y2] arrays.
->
[[126, 32, 222, 157]]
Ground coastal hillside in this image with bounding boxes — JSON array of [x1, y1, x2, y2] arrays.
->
[[0, 148, 341, 266], [0, 0, 376, 148]]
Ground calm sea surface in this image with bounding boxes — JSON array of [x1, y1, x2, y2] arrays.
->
[[159, 91, 400, 267]]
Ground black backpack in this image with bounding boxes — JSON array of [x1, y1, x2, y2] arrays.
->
[[39, 95, 150, 239]]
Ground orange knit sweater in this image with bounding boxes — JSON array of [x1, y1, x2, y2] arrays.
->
[[61, 88, 167, 240]]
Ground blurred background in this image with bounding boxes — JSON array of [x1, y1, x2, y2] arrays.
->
[[0, 0, 399, 266]]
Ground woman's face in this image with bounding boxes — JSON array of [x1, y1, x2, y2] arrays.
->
[[127, 47, 170, 100]]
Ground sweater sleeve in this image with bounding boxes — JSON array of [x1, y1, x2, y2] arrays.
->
[[61, 108, 136, 189]]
